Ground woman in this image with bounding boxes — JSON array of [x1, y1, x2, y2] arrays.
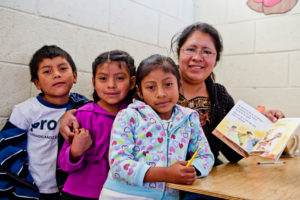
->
[[171, 22, 284, 166], [171, 22, 284, 200]]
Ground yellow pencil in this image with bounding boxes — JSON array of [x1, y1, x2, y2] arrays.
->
[[186, 146, 201, 167]]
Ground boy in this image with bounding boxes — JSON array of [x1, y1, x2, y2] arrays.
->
[[0, 45, 89, 200]]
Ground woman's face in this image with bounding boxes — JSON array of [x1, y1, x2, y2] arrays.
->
[[178, 30, 217, 85]]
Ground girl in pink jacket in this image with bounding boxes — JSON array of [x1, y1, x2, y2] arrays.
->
[[58, 50, 136, 200]]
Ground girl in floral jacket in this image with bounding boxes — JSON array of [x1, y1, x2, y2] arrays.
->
[[99, 54, 214, 200]]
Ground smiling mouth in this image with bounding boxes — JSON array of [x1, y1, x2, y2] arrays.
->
[[189, 66, 205, 69]]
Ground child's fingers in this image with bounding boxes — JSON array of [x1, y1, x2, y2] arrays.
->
[[74, 128, 79, 135], [181, 171, 197, 185], [78, 128, 85, 134], [185, 166, 196, 173], [79, 128, 91, 137], [177, 161, 189, 166]]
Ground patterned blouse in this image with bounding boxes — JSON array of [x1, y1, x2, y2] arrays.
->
[[178, 94, 211, 128]]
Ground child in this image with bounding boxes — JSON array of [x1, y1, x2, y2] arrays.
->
[[0, 45, 89, 199], [245, 131, 259, 153], [99, 54, 214, 200], [57, 50, 136, 200]]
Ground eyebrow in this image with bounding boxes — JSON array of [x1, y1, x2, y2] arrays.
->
[[40, 62, 68, 69], [144, 76, 175, 84], [57, 62, 68, 67], [185, 45, 214, 50], [96, 72, 127, 76]]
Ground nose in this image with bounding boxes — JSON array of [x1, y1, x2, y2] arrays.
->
[[156, 86, 166, 98], [108, 77, 116, 88], [192, 51, 204, 61], [53, 68, 61, 78]]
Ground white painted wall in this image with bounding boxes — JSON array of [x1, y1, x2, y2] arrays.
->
[[1, 0, 299, 130], [0, 0, 194, 128], [195, 0, 300, 117]]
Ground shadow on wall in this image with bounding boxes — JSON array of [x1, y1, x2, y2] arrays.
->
[[247, 0, 298, 14]]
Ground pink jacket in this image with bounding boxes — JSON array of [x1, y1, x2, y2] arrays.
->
[[58, 102, 128, 198]]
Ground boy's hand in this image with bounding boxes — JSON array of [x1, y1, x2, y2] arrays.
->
[[167, 161, 196, 185], [59, 109, 79, 142], [70, 128, 92, 163], [264, 110, 285, 122]]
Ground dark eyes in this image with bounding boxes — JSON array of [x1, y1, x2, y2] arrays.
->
[[99, 77, 106, 80], [145, 82, 173, 90], [203, 50, 213, 55], [116, 76, 125, 80], [186, 48, 196, 53], [166, 82, 173, 87], [98, 76, 125, 81], [42, 70, 51, 74], [185, 48, 213, 55], [41, 66, 69, 74], [146, 86, 155, 90]]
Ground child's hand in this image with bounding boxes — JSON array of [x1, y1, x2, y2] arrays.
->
[[167, 161, 197, 185], [70, 128, 92, 163]]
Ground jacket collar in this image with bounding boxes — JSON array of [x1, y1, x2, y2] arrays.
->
[[130, 99, 193, 132], [76, 100, 130, 117]]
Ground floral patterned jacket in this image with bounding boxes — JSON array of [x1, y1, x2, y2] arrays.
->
[[103, 100, 214, 200]]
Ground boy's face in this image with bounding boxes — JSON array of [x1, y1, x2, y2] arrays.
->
[[137, 68, 179, 120], [33, 56, 77, 104]]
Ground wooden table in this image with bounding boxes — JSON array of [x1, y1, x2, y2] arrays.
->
[[167, 156, 300, 200]]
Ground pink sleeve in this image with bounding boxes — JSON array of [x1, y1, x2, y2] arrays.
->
[[57, 141, 85, 172]]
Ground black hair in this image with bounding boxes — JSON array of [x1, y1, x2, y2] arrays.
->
[[171, 22, 223, 81], [136, 54, 181, 100], [92, 50, 136, 102], [29, 45, 76, 82]]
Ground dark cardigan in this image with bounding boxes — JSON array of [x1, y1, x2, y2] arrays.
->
[[179, 77, 243, 166], [204, 77, 243, 165]]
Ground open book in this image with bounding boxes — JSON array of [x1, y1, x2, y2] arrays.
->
[[212, 100, 300, 160]]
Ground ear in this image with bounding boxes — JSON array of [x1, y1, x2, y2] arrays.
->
[[33, 79, 41, 90], [73, 71, 77, 84], [129, 76, 136, 90], [136, 85, 143, 100]]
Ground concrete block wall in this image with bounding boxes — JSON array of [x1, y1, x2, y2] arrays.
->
[[195, 0, 300, 117], [0, 0, 194, 129]]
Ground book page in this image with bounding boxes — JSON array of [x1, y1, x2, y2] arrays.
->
[[213, 100, 273, 156], [252, 118, 300, 160]]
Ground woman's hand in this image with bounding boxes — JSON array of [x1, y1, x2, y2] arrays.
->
[[264, 110, 285, 122], [70, 128, 93, 163], [59, 109, 79, 142]]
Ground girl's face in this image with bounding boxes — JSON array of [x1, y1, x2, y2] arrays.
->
[[137, 68, 179, 120], [93, 61, 135, 112], [178, 30, 217, 85]]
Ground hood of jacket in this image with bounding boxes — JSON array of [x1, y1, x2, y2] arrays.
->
[[75, 100, 130, 117], [128, 99, 195, 131]]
